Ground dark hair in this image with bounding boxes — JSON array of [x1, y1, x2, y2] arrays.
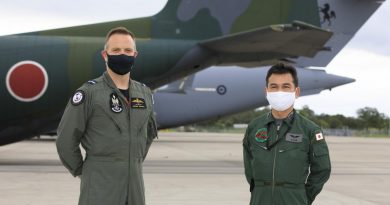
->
[[266, 63, 298, 87], [105, 27, 136, 50]]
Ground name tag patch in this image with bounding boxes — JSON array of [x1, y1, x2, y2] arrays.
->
[[285, 133, 303, 143], [131, 98, 146, 109]]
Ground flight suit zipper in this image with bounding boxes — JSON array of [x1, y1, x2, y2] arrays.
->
[[126, 92, 132, 204], [271, 124, 281, 203], [113, 87, 132, 203]]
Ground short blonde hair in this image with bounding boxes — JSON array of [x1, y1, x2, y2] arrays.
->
[[104, 27, 136, 50]]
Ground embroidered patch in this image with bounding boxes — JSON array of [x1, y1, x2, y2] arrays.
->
[[254, 128, 268, 143], [286, 133, 303, 143], [110, 93, 123, 113], [131, 98, 146, 109], [316, 132, 324, 141], [87, 80, 97, 85], [71, 90, 85, 106]]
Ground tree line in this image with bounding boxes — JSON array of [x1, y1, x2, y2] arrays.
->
[[193, 106, 390, 130]]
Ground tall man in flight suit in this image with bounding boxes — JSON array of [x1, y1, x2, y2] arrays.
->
[[56, 27, 157, 205], [243, 63, 331, 205]]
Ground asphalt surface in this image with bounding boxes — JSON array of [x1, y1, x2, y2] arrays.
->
[[0, 132, 389, 205]]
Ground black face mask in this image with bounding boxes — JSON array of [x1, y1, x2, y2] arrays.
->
[[106, 54, 135, 75]]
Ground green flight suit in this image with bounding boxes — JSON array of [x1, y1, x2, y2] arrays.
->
[[56, 72, 157, 205], [243, 111, 331, 205]]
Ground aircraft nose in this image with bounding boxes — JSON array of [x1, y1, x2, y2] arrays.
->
[[298, 68, 355, 94], [324, 73, 355, 90]]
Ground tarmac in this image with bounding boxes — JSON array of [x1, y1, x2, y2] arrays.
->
[[0, 132, 389, 205]]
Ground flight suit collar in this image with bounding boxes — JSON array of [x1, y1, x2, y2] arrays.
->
[[103, 71, 117, 89], [103, 71, 136, 104], [265, 109, 296, 127], [103, 71, 136, 91]]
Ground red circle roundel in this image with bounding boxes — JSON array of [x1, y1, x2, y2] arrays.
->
[[6, 60, 49, 102]]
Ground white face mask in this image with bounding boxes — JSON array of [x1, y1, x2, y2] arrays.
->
[[266, 91, 296, 111]]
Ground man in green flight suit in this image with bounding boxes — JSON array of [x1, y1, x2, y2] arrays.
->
[[243, 63, 331, 205], [56, 27, 157, 205]]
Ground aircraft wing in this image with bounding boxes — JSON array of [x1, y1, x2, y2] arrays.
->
[[157, 75, 195, 94], [199, 21, 332, 67]]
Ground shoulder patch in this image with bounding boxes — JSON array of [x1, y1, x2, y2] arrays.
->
[[315, 132, 324, 141], [87, 80, 97, 85], [71, 90, 85, 106]]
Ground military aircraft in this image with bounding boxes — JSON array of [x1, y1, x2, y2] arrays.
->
[[0, 0, 385, 145], [154, 66, 355, 128], [154, 0, 384, 128]]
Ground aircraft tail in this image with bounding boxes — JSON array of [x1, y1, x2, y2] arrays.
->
[[296, 0, 386, 67]]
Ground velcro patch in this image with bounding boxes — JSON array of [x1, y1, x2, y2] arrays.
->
[[131, 98, 146, 109], [110, 93, 123, 113], [285, 133, 303, 143], [254, 128, 268, 143], [71, 90, 85, 106], [87, 80, 97, 85], [316, 133, 324, 141]]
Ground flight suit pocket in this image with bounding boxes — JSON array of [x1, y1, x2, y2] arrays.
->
[[79, 161, 91, 205], [131, 106, 149, 131], [250, 144, 274, 180], [148, 116, 158, 140], [276, 186, 307, 205], [87, 105, 128, 156], [87, 161, 127, 205], [130, 92, 152, 158], [137, 128, 147, 158], [313, 143, 329, 157], [278, 145, 309, 183], [132, 112, 150, 158], [93, 104, 123, 134]]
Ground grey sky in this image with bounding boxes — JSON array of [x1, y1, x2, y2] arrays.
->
[[1, 0, 389, 117]]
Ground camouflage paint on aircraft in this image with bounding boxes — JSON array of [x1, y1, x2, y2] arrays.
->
[[26, 0, 321, 40], [177, 0, 252, 35], [0, 0, 340, 145]]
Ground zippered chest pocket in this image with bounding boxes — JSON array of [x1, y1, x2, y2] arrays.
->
[[95, 104, 127, 133], [276, 143, 310, 183]]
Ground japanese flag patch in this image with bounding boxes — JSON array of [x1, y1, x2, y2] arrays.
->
[[315, 132, 324, 141]]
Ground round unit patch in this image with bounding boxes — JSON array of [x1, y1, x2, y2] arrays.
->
[[5, 60, 49, 102], [72, 90, 85, 106], [255, 128, 268, 143]]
